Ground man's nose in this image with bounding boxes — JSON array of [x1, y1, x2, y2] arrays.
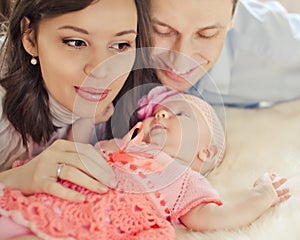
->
[[169, 38, 197, 72]]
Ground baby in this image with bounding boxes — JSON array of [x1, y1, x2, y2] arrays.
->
[[0, 86, 290, 239], [134, 86, 290, 231]]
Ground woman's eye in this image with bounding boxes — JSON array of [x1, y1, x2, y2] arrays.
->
[[110, 42, 131, 52], [63, 39, 87, 48]]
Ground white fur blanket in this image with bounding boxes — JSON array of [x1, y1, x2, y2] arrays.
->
[[176, 99, 300, 239]]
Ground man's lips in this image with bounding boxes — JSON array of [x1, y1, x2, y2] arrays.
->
[[75, 87, 110, 102], [157, 58, 199, 79]]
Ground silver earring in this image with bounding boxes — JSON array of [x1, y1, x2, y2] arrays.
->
[[30, 56, 38, 65]]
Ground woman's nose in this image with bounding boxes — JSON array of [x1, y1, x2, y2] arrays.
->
[[84, 52, 110, 78], [155, 110, 170, 119]]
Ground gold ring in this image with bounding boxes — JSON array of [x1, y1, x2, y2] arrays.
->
[[56, 163, 65, 178]]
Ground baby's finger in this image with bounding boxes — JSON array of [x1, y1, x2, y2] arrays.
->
[[272, 177, 287, 189], [279, 194, 291, 203], [269, 173, 277, 181], [276, 187, 290, 197]]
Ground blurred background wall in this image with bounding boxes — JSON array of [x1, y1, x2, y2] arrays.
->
[[259, 0, 300, 13]]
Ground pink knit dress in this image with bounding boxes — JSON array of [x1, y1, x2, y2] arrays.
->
[[0, 123, 222, 239]]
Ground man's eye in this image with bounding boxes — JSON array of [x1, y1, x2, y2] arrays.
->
[[63, 39, 87, 48], [197, 30, 218, 39], [153, 25, 174, 36], [111, 42, 131, 52]]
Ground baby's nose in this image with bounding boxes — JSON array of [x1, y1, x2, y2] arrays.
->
[[155, 110, 170, 119]]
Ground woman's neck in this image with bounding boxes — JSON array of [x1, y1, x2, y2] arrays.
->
[[49, 94, 80, 127]]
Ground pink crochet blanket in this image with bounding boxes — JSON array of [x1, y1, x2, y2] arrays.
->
[[0, 179, 175, 240]]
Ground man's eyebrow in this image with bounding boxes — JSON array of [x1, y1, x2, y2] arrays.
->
[[152, 18, 173, 28], [196, 23, 226, 31], [58, 26, 137, 36], [152, 18, 225, 31]]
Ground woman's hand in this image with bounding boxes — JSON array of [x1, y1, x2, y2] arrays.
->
[[0, 139, 116, 202]]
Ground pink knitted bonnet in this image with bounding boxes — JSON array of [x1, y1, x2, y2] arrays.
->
[[137, 86, 226, 173]]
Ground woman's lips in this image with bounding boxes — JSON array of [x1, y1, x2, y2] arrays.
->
[[75, 87, 109, 102]]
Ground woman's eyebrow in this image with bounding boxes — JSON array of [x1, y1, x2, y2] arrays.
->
[[58, 25, 137, 36], [58, 25, 89, 34], [114, 30, 137, 37]]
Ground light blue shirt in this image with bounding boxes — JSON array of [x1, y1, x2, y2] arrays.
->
[[188, 0, 300, 107]]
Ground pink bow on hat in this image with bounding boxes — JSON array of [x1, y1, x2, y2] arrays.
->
[[137, 86, 179, 120]]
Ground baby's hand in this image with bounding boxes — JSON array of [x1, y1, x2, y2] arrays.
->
[[95, 139, 120, 154], [94, 103, 114, 124], [253, 173, 290, 207], [67, 103, 114, 143]]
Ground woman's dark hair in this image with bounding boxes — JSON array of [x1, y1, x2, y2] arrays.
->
[[0, 0, 11, 22], [0, 0, 156, 146], [0, 0, 12, 34]]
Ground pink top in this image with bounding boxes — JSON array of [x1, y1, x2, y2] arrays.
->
[[0, 123, 222, 240]]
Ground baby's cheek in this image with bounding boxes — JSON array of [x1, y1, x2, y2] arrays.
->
[[141, 119, 152, 141]]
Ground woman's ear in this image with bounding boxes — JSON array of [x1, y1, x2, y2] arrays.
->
[[21, 17, 38, 56]]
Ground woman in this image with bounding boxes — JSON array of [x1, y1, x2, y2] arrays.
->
[[0, 0, 153, 202]]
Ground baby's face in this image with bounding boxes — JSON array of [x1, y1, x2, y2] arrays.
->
[[142, 95, 211, 167]]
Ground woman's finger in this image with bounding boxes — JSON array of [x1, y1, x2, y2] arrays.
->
[[41, 180, 85, 202], [15, 139, 116, 199], [51, 163, 109, 194], [49, 140, 116, 187], [72, 144, 116, 187]]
